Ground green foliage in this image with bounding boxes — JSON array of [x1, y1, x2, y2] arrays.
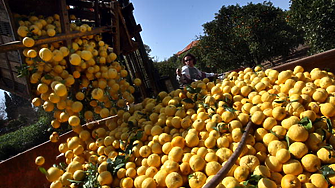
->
[[192, 2, 303, 72], [0, 116, 50, 160], [1, 115, 28, 134], [153, 55, 180, 77], [0, 109, 69, 161], [289, 0, 335, 54], [153, 55, 182, 89], [298, 116, 313, 131], [68, 163, 100, 188], [243, 175, 263, 187], [4, 92, 32, 120], [320, 165, 335, 183]]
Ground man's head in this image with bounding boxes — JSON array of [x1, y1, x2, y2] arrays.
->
[[182, 53, 196, 66]]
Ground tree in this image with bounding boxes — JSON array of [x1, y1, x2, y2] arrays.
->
[[195, 1, 303, 72], [289, 0, 335, 54], [153, 54, 182, 89], [4, 92, 14, 120], [0, 99, 6, 120], [153, 55, 179, 77], [144, 44, 154, 61], [4, 92, 32, 120]]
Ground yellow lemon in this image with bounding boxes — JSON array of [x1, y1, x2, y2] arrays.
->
[[27, 49, 37, 58], [17, 25, 28, 37], [109, 52, 117, 62], [134, 78, 142, 86], [310, 173, 328, 188], [282, 159, 303, 175], [53, 50, 64, 62], [22, 37, 35, 47], [287, 124, 309, 142], [97, 171, 113, 185], [233, 165, 250, 182], [205, 161, 221, 176], [39, 48, 53, 61], [47, 28, 56, 36], [81, 50, 93, 61], [253, 165, 271, 178], [320, 103, 335, 118], [281, 174, 301, 188], [54, 83, 67, 97], [289, 142, 308, 159], [188, 172, 207, 188], [35, 156, 45, 166], [265, 156, 282, 172], [272, 106, 286, 121], [276, 148, 290, 163], [165, 172, 183, 188], [46, 167, 63, 182], [258, 178, 277, 188], [92, 88, 104, 99], [69, 53, 81, 65], [301, 154, 321, 173], [68, 115, 80, 126], [189, 154, 206, 172]]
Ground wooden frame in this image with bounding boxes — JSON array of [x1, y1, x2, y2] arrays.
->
[[0, 0, 161, 99]]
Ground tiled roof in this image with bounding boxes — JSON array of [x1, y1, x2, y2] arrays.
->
[[176, 40, 199, 56]]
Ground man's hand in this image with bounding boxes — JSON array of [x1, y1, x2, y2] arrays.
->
[[176, 68, 182, 76]]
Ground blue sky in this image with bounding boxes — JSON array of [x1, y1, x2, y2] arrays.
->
[[130, 0, 290, 61], [0, 1, 291, 108]]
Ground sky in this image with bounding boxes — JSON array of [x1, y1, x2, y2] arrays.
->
[[130, 0, 290, 61], [0, 1, 291, 111]]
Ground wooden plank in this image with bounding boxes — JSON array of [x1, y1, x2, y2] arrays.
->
[[67, 0, 94, 8], [0, 26, 114, 53], [126, 52, 146, 99], [112, 1, 120, 55], [0, 31, 16, 90], [121, 4, 159, 95], [94, 0, 100, 27], [0, 59, 20, 70], [9, 60, 21, 71], [121, 1, 134, 14], [272, 48, 335, 74], [60, 0, 71, 34], [0, 2, 9, 22], [2, 0, 19, 41], [5, 0, 59, 17], [1, 0, 31, 97], [0, 54, 8, 68], [59, 0, 72, 60], [6, 50, 20, 62], [1, 68, 15, 81], [68, 9, 95, 21], [0, 68, 26, 84], [12, 73, 27, 85], [117, 7, 136, 54], [129, 24, 142, 38], [0, 81, 30, 99], [121, 3, 141, 37], [1, 35, 14, 44]]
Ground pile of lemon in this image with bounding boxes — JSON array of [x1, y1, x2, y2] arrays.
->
[[34, 64, 335, 188], [15, 13, 140, 139]]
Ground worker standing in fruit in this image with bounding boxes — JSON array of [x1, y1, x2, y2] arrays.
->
[[176, 53, 217, 87]]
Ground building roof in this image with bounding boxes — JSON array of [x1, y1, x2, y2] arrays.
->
[[176, 40, 199, 56]]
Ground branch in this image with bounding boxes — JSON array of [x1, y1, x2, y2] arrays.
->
[[203, 121, 254, 188]]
